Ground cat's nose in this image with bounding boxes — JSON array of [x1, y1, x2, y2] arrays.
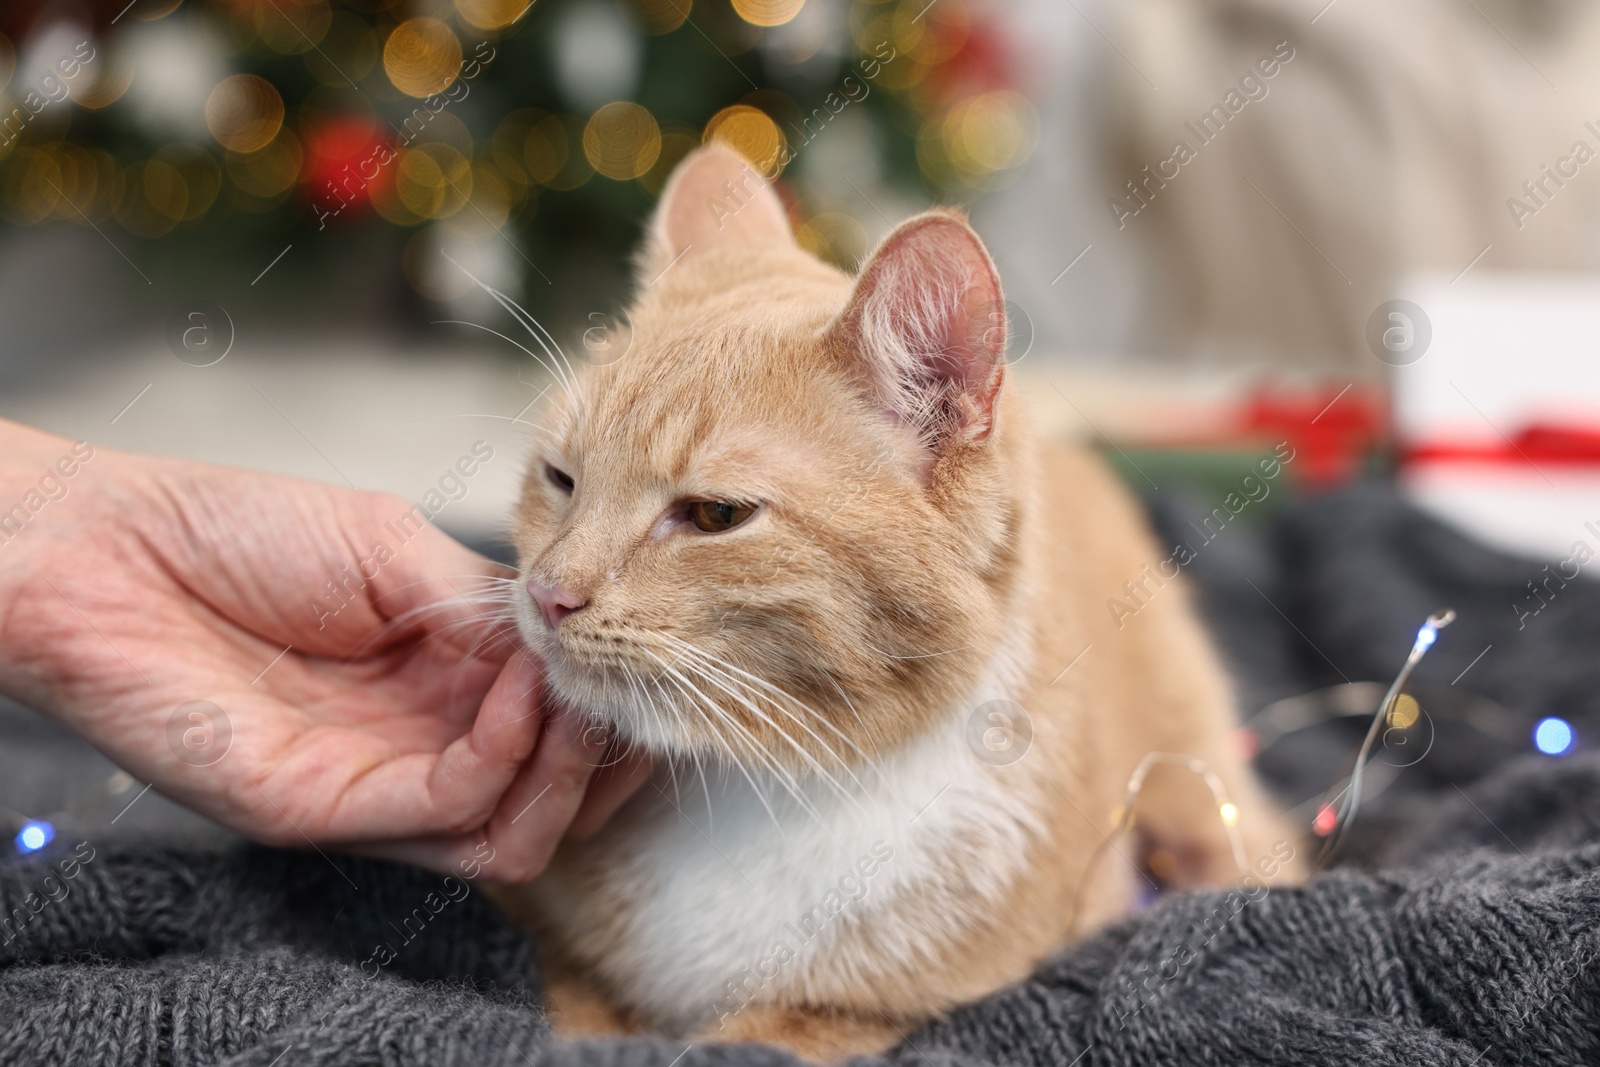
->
[[527, 578, 588, 630]]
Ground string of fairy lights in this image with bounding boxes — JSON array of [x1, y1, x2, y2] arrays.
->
[[0, 0, 1040, 301], [5, 608, 1583, 898]]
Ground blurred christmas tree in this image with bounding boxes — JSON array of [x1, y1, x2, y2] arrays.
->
[[0, 0, 1035, 343]]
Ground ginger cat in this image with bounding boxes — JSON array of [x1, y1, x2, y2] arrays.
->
[[495, 144, 1300, 1060]]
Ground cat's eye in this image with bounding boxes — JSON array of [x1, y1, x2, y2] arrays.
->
[[546, 465, 575, 492], [688, 500, 755, 533]]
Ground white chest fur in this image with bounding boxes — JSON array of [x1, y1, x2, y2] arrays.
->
[[537, 629, 1045, 1034]]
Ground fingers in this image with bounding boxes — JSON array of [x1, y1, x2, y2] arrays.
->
[[371, 511, 519, 663], [567, 746, 654, 840], [360, 708, 615, 882], [338, 727, 650, 880], [306, 651, 545, 842], [420, 650, 548, 825], [473, 707, 611, 882], [306, 655, 648, 882]]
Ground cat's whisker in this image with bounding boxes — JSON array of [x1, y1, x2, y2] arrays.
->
[[437, 251, 581, 396], [378, 594, 519, 635], [368, 573, 520, 608], [483, 277, 581, 393], [510, 377, 568, 444], [638, 663, 716, 829], [624, 667, 681, 804], [668, 657, 821, 795], [706, 655, 875, 776], [653, 633, 857, 771], [653, 656, 811, 826], [649, 671, 717, 833], [451, 610, 523, 667], [824, 671, 883, 771], [647, 651, 788, 830], [334, 594, 515, 662], [449, 257, 585, 403], [433, 319, 575, 401], [432, 411, 543, 428], [658, 633, 876, 790], [655, 657, 809, 813], [665, 643, 860, 811]]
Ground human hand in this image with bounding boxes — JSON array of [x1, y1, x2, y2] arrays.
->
[[0, 421, 651, 880]]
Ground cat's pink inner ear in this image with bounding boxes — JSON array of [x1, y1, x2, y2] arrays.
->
[[835, 213, 1008, 448], [653, 143, 791, 260]]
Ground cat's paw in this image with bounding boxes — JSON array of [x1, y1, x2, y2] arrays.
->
[[692, 1006, 905, 1063]]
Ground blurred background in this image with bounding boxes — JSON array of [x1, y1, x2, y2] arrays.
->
[[4, 0, 1600, 550], [4, 0, 1600, 849]]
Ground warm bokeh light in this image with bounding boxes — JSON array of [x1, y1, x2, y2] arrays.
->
[[851, 5, 919, 58], [498, 110, 592, 190], [731, 0, 806, 28], [155, 143, 221, 221], [797, 211, 867, 269], [909, 0, 970, 65], [703, 104, 786, 177], [0, 0, 1011, 264], [463, 160, 514, 230], [141, 159, 189, 222], [117, 158, 188, 238], [74, 59, 134, 110], [952, 91, 1037, 171], [455, 0, 530, 32], [404, 109, 474, 156], [306, 12, 380, 87], [1388, 693, 1421, 729], [383, 18, 462, 99], [639, 127, 698, 194], [25, 142, 120, 224], [394, 143, 473, 221], [921, 89, 1037, 189], [255, 0, 332, 55], [620, 0, 691, 34], [583, 101, 661, 181], [205, 75, 285, 154], [522, 114, 570, 185], [225, 130, 303, 209], [0, 148, 58, 224]]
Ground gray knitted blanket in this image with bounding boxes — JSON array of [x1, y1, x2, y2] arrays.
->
[[4, 486, 1599, 1066]]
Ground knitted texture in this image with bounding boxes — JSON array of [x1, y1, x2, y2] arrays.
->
[[2, 486, 1597, 1066]]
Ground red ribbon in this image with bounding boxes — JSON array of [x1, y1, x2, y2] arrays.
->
[[1403, 423, 1600, 466]]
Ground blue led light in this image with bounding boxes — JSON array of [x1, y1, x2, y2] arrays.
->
[[1534, 717, 1575, 756], [1413, 625, 1437, 653], [14, 820, 54, 854]]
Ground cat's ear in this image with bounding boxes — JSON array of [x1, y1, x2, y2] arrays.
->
[[828, 211, 1007, 453], [640, 143, 792, 278]]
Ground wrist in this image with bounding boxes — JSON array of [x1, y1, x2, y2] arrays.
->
[[0, 421, 105, 599]]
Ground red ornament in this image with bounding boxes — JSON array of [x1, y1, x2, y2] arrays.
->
[[300, 117, 394, 220]]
